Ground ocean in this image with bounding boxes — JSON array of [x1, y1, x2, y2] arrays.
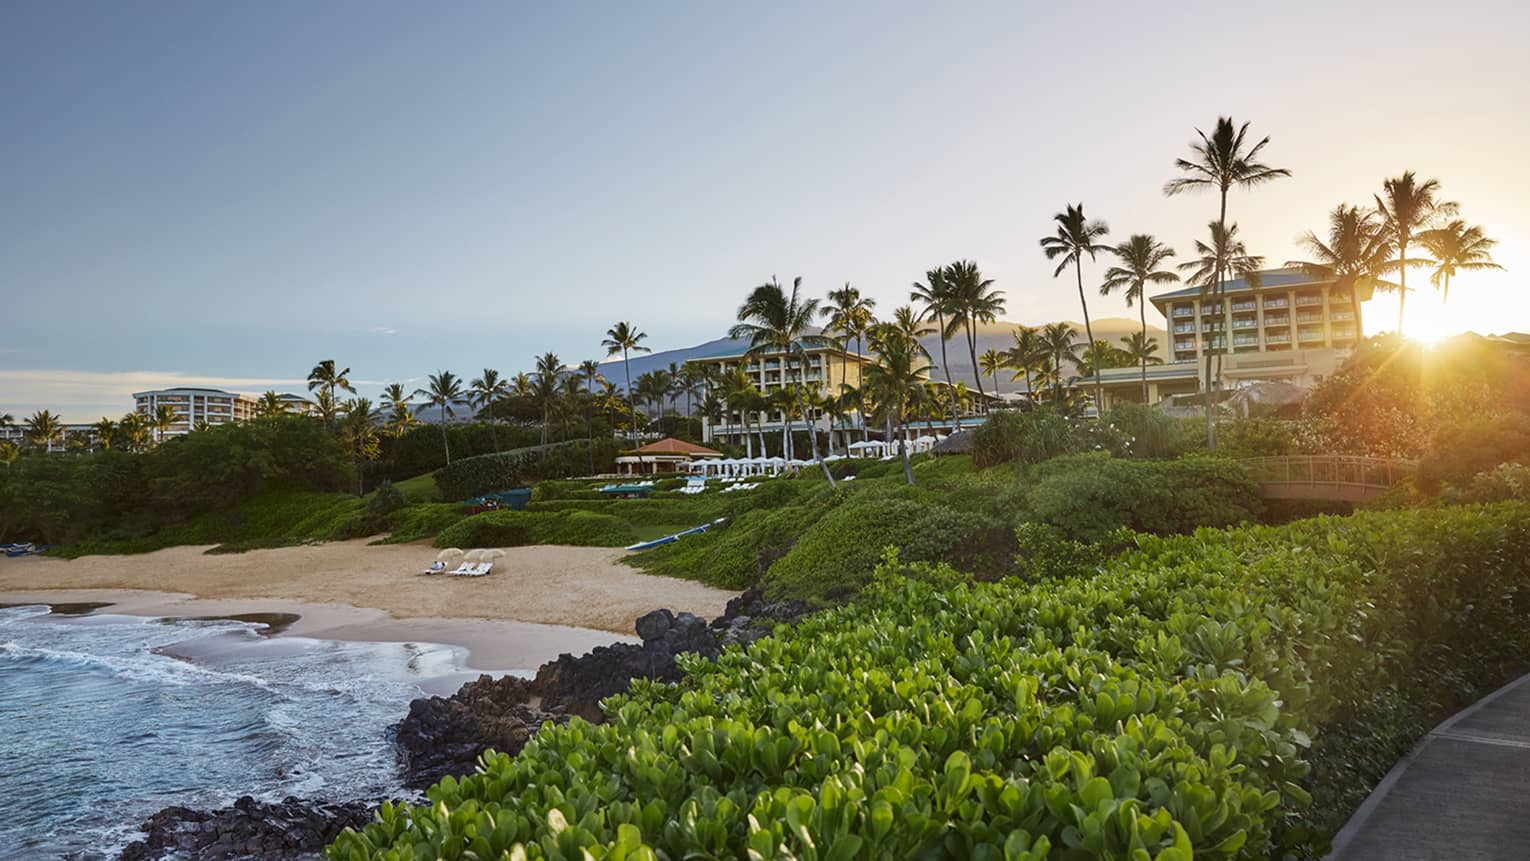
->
[[0, 603, 469, 858]]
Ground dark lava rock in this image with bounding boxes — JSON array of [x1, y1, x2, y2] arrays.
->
[[117, 795, 379, 861], [394, 673, 563, 790]]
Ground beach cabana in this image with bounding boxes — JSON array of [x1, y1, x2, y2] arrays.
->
[[615, 437, 725, 476]]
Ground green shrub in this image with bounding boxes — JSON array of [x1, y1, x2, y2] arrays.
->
[[372, 503, 466, 544], [330, 503, 1530, 861], [1417, 413, 1530, 490], [366, 481, 408, 517], [970, 408, 1103, 468], [763, 493, 1015, 601], [1442, 462, 1530, 504], [1105, 403, 1191, 459], [1011, 520, 1118, 580], [432, 509, 637, 549], [1022, 453, 1262, 542]]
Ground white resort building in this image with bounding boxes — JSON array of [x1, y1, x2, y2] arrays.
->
[[690, 341, 872, 451], [132, 387, 258, 437], [1089, 268, 1367, 409]]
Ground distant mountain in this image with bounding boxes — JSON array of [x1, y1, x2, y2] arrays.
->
[[602, 318, 1167, 395]]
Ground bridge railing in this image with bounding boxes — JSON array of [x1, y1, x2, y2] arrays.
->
[[1241, 455, 1419, 491]]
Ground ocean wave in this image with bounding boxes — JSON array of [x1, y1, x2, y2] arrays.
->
[[0, 640, 276, 689]]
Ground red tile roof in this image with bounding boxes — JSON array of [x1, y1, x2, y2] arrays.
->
[[634, 437, 723, 456]]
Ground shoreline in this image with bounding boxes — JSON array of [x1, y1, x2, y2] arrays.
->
[[0, 538, 736, 675]]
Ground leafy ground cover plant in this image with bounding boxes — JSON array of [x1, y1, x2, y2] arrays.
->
[[329, 502, 1530, 860]]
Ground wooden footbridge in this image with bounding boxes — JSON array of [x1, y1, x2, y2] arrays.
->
[[1241, 455, 1418, 502]]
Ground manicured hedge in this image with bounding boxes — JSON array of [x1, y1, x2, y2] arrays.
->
[[432, 509, 637, 549], [433, 440, 622, 501], [330, 503, 1530, 860]]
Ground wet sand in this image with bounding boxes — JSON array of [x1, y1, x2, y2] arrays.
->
[[0, 540, 737, 671]]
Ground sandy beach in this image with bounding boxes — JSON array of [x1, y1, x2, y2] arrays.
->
[[0, 540, 736, 671]]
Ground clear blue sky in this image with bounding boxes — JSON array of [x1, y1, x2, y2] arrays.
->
[[4, 0, 1528, 420]]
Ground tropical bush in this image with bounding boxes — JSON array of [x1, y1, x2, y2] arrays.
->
[[328, 503, 1530, 861], [970, 409, 1088, 468], [432, 509, 637, 549], [1416, 413, 1530, 491], [433, 442, 595, 501], [1104, 404, 1191, 459], [1020, 454, 1262, 542], [1442, 462, 1530, 504]]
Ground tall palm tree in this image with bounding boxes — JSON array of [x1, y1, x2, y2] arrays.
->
[[979, 349, 1005, 397], [602, 322, 651, 467], [339, 398, 381, 495], [469, 369, 511, 452], [1076, 340, 1130, 379], [1101, 234, 1179, 404], [307, 360, 355, 426], [1286, 204, 1396, 337], [25, 410, 64, 452], [1164, 117, 1289, 446], [728, 276, 837, 486], [1416, 218, 1502, 305], [822, 284, 877, 437], [942, 260, 1005, 400], [1375, 171, 1456, 333], [1038, 323, 1081, 406], [578, 359, 604, 473], [116, 412, 149, 453], [1005, 326, 1047, 401], [533, 353, 563, 446], [911, 268, 962, 430], [1040, 204, 1111, 411], [863, 322, 932, 485], [414, 370, 464, 465]]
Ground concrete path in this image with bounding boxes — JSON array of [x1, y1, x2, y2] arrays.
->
[[1327, 671, 1530, 860]]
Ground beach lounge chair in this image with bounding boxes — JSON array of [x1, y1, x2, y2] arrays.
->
[[422, 560, 448, 575], [471, 562, 493, 576], [448, 560, 477, 575]]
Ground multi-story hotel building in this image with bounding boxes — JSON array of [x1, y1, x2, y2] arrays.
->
[[691, 342, 871, 450], [132, 387, 259, 437], [1092, 268, 1368, 407]]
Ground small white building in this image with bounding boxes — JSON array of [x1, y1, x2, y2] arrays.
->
[[132, 387, 258, 437]]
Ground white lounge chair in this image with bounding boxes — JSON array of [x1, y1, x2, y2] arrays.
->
[[460, 562, 493, 577], [448, 560, 477, 575], [422, 561, 448, 575]]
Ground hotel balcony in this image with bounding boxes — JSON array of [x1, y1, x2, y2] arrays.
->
[[1297, 312, 1324, 324], [1331, 310, 1355, 322], [1173, 323, 1195, 334], [1263, 314, 1289, 326], [1332, 326, 1357, 339], [1232, 319, 1258, 330], [1265, 334, 1291, 344], [1298, 329, 1326, 343], [1174, 340, 1197, 352], [1296, 294, 1324, 307], [1201, 322, 1225, 332], [1263, 298, 1289, 309], [1231, 301, 1257, 312], [1172, 307, 1195, 318], [1200, 304, 1223, 314]]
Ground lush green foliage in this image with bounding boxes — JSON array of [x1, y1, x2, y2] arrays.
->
[[1441, 462, 1530, 504], [432, 509, 638, 549], [433, 441, 621, 501], [329, 503, 1530, 861], [970, 409, 1098, 468], [1020, 455, 1262, 542], [1415, 413, 1530, 490]]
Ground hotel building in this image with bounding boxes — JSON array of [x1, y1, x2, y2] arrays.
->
[[1091, 268, 1368, 408], [132, 387, 259, 437], [692, 342, 871, 450]]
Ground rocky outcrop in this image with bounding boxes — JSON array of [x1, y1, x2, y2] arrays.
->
[[394, 674, 563, 790], [118, 795, 379, 861]]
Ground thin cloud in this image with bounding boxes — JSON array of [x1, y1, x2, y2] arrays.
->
[[369, 326, 399, 336], [0, 369, 309, 422]]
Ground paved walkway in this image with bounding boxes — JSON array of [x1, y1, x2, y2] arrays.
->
[[1327, 671, 1530, 860]]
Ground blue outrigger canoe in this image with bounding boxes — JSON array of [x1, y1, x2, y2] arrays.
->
[[625, 518, 727, 552]]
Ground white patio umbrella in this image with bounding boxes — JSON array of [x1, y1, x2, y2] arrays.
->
[[483, 548, 507, 560], [436, 548, 465, 562]]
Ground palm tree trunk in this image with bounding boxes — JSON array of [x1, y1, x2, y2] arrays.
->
[[796, 362, 836, 487], [966, 319, 986, 399], [857, 333, 870, 442], [623, 349, 643, 472], [1397, 240, 1409, 334], [898, 407, 914, 486], [1139, 299, 1149, 404], [1205, 191, 1228, 451], [1073, 259, 1102, 415], [439, 417, 451, 465], [936, 312, 961, 431]]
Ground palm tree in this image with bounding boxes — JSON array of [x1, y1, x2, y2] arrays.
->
[[822, 284, 878, 437], [1165, 117, 1289, 445], [414, 370, 464, 465], [728, 276, 837, 486], [602, 322, 651, 467], [1118, 332, 1163, 383], [532, 353, 563, 446], [1286, 204, 1396, 337], [339, 398, 381, 495], [0, 441, 18, 469], [1101, 234, 1179, 404], [1179, 221, 1264, 444], [578, 359, 604, 472], [254, 390, 288, 419], [152, 403, 179, 444], [380, 384, 419, 439], [25, 410, 64, 452], [92, 417, 116, 450], [979, 349, 1005, 397], [1076, 340, 1131, 379], [1006, 326, 1047, 401], [863, 322, 932, 485], [468, 369, 511, 452], [307, 360, 355, 426], [1038, 323, 1081, 406], [942, 261, 1005, 402], [1040, 204, 1111, 411], [1375, 172, 1457, 333], [1416, 218, 1502, 305], [911, 268, 962, 430]]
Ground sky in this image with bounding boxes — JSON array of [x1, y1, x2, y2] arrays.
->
[[3, 0, 1528, 421]]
